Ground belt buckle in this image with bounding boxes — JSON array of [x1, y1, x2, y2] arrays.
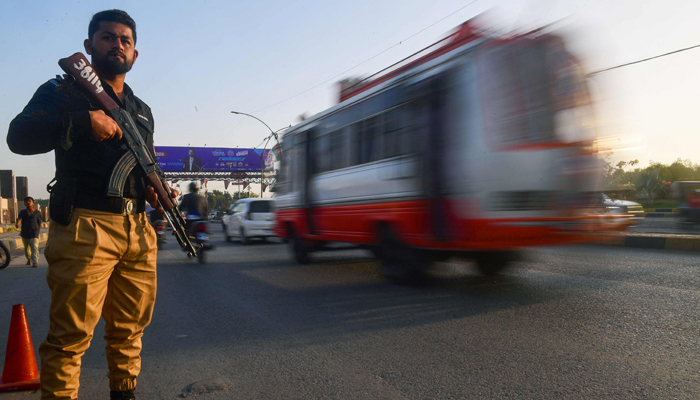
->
[[125, 199, 136, 214]]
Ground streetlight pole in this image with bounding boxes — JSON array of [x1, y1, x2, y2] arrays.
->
[[230, 111, 290, 197]]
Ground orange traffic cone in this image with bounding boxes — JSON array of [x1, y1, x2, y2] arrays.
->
[[0, 304, 40, 392]]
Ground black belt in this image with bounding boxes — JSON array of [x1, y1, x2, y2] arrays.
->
[[74, 194, 146, 215]]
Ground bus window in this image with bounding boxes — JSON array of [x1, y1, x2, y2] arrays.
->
[[312, 133, 331, 174], [290, 133, 308, 193], [479, 44, 529, 148], [383, 107, 401, 159], [330, 128, 347, 170], [383, 105, 415, 158], [358, 115, 382, 164], [398, 106, 416, 156], [478, 39, 580, 148], [277, 142, 290, 194], [353, 122, 362, 165], [517, 42, 555, 143]]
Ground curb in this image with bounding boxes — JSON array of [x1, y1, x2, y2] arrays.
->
[[590, 233, 700, 251], [644, 212, 677, 218], [0, 222, 49, 234], [5, 233, 49, 251], [643, 208, 679, 218]]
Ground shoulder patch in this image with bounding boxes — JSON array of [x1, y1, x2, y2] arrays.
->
[[49, 74, 75, 87]]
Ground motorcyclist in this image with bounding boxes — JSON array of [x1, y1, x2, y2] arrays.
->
[[147, 203, 165, 225], [179, 182, 208, 233]]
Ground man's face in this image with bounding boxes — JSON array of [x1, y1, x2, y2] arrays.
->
[[84, 21, 138, 77], [189, 149, 195, 157], [24, 199, 34, 209]]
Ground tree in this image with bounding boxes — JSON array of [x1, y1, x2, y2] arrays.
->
[[637, 168, 668, 206], [601, 154, 639, 190], [668, 158, 696, 182], [207, 189, 258, 212]]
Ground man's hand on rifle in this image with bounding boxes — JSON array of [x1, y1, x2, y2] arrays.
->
[[89, 110, 123, 141], [146, 182, 179, 214]]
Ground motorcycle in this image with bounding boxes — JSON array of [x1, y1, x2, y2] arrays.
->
[[0, 240, 10, 269], [183, 217, 213, 264], [149, 210, 168, 250], [153, 219, 167, 250]]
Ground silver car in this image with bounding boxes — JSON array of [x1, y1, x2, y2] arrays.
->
[[222, 198, 276, 244], [601, 193, 644, 216]]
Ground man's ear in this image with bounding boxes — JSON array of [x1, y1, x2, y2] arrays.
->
[[132, 49, 139, 65], [84, 39, 92, 55]]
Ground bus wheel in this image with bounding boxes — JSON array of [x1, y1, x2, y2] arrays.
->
[[288, 228, 310, 264], [475, 252, 512, 276], [377, 224, 429, 285]]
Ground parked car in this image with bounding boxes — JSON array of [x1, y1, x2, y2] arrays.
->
[[222, 198, 276, 244], [600, 193, 644, 216]]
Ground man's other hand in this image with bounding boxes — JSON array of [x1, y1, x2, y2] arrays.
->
[[89, 110, 123, 141], [146, 183, 179, 214]]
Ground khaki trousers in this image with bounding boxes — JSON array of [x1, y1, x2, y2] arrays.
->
[[39, 208, 157, 400]]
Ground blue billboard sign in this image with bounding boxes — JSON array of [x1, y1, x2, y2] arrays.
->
[[154, 146, 271, 172]]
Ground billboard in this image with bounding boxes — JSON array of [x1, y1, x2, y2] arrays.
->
[[155, 146, 271, 172]]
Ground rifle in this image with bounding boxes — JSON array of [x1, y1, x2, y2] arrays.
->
[[58, 52, 199, 257]]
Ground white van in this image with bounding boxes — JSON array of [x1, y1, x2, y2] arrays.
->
[[222, 198, 275, 244]]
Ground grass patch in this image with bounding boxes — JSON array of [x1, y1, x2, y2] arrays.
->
[[638, 199, 678, 209]]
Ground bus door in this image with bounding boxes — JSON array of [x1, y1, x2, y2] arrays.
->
[[405, 74, 451, 242], [300, 129, 317, 235]]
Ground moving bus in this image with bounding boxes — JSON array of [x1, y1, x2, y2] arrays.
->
[[274, 20, 625, 282]]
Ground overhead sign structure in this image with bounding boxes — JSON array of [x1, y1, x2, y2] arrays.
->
[[155, 146, 271, 172]]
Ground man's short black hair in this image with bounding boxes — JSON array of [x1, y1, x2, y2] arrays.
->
[[24, 196, 34, 203], [88, 10, 137, 43]]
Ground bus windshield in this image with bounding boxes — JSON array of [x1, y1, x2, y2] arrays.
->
[[478, 35, 592, 149]]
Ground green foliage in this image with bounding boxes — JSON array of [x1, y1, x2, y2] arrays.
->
[[602, 156, 700, 196], [636, 199, 678, 209], [601, 155, 640, 189], [206, 189, 258, 211], [6, 227, 18, 232], [667, 158, 699, 181], [636, 168, 669, 206]]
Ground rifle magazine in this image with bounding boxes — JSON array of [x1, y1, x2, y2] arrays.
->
[[107, 151, 137, 197]]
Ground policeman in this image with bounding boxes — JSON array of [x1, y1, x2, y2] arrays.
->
[[6, 10, 174, 400]]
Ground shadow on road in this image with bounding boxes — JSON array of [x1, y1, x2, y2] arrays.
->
[[149, 247, 578, 355]]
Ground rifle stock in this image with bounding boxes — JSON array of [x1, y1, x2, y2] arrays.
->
[[58, 53, 118, 112], [59, 52, 199, 256]]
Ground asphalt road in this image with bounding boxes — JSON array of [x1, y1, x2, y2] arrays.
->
[[0, 230, 699, 399]]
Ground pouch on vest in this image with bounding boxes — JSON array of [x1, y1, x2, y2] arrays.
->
[[47, 175, 77, 225]]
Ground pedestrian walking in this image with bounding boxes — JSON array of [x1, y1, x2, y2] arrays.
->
[[7, 9, 176, 400], [15, 196, 42, 267]]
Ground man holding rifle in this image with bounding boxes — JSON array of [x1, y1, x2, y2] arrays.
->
[[7, 10, 174, 400]]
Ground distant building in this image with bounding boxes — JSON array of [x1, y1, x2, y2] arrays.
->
[[0, 170, 17, 223], [0, 170, 14, 199], [16, 176, 28, 203]]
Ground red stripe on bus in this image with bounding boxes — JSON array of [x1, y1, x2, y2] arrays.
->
[[275, 200, 628, 250]]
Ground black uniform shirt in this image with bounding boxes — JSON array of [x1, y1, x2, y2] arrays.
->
[[7, 75, 156, 200]]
